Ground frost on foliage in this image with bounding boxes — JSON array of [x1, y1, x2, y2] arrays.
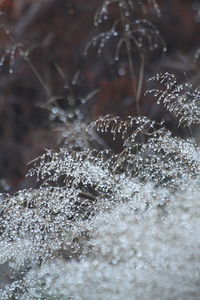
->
[[0, 187, 87, 268], [89, 115, 200, 190], [7, 188, 200, 300], [146, 72, 200, 126], [0, 111, 200, 299]]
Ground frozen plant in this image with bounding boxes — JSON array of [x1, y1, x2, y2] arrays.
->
[[94, 0, 161, 26], [3, 188, 200, 300], [89, 115, 200, 189], [85, 0, 166, 115], [0, 2, 200, 299], [146, 72, 200, 127], [0, 106, 200, 298]]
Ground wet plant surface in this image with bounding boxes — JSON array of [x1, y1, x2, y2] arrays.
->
[[0, 0, 200, 299]]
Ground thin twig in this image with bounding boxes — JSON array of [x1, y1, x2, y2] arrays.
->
[[136, 53, 145, 115]]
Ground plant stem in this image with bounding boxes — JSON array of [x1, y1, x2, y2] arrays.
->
[[125, 38, 138, 107], [119, 6, 141, 116], [24, 55, 52, 99], [135, 53, 145, 115]]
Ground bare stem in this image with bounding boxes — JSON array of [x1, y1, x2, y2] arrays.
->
[[125, 38, 137, 101], [24, 56, 52, 99], [4, 30, 52, 100], [119, 7, 141, 116], [135, 53, 145, 115]]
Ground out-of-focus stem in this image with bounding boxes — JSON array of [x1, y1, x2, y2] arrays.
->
[[119, 6, 142, 116], [125, 38, 138, 109], [136, 53, 145, 115], [24, 55, 52, 99]]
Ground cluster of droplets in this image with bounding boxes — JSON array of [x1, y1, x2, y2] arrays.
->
[[88, 114, 165, 141], [0, 2, 200, 298], [132, 134, 200, 189], [94, 0, 161, 26], [89, 115, 200, 190], [0, 42, 22, 74], [146, 72, 200, 126], [46, 71, 100, 127], [129, 19, 167, 52], [0, 145, 174, 299], [2, 188, 200, 300], [94, 0, 134, 26], [84, 29, 119, 57], [114, 19, 166, 61], [85, 0, 165, 61], [0, 27, 29, 75], [0, 187, 87, 266], [0, 111, 200, 298]]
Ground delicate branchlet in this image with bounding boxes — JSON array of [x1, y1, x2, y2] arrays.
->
[[146, 72, 200, 126], [0, 2, 200, 299], [94, 0, 161, 26], [88, 115, 200, 189], [85, 0, 166, 116], [0, 103, 200, 298], [0, 122, 199, 299], [85, 16, 166, 59], [88, 115, 166, 140]]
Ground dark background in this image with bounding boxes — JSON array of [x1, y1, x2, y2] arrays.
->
[[0, 0, 199, 192]]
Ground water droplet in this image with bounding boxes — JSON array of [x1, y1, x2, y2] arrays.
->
[[125, 24, 130, 31], [163, 46, 167, 52], [113, 31, 118, 37], [118, 68, 126, 76], [52, 107, 59, 114]]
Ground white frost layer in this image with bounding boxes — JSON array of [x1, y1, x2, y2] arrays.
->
[[25, 189, 200, 300]]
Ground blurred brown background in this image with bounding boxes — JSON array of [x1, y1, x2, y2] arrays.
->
[[0, 0, 199, 192]]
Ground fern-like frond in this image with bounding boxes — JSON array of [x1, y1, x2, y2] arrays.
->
[[146, 72, 200, 126]]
